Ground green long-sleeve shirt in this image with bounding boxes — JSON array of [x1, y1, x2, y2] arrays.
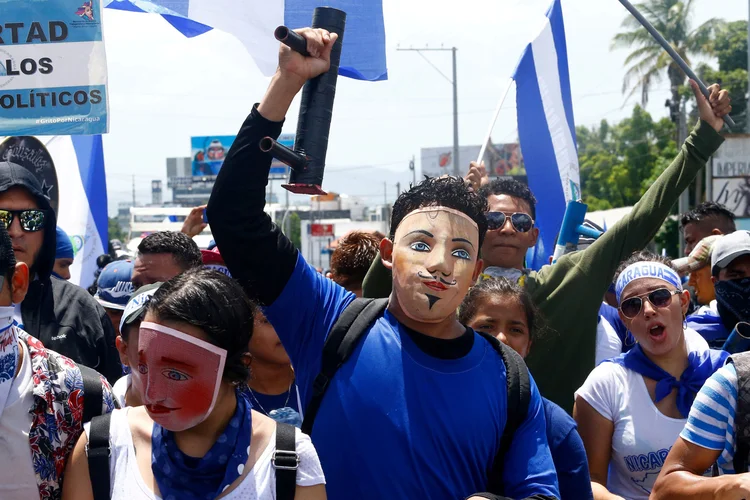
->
[[362, 120, 724, 413]]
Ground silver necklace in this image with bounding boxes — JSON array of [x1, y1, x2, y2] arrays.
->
[[248, 378, 294, 416]]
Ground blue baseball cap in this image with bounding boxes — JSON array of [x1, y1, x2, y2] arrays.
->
[[95, 260, 135, 311], [55, 227, 74, 260]]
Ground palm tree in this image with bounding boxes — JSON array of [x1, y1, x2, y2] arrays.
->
[[612, 0, 722, 121]]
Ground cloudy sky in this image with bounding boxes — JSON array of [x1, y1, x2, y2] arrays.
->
[[101, 0, 748, 215]]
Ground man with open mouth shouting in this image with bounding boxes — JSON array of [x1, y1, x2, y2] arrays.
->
[[207, 27, 558, 500]]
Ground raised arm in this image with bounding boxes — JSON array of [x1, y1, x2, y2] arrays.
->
[[206, 28, 338, 306], [533, 81, 730, 296]]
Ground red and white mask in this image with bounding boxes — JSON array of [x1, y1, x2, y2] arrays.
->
[[134, 322, 227, 431]]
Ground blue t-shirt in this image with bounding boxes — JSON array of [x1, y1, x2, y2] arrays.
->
[[264, 254, 559, 500], [543, 398, 593, 500], [246, 386, 300, 415]]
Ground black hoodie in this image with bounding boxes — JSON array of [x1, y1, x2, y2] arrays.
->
[[0, 161, 121, 383]]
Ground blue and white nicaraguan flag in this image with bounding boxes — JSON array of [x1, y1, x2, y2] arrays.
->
[[0, 135, 108, 288], [104, 0, 388, 81], [0, 0, 109, 136], [513, 0, 580, 270]]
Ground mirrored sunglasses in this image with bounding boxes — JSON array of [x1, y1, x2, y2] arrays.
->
[[486, 211, 534, 233], [0, 209, 47, 232], [619, 288, 680, 319]]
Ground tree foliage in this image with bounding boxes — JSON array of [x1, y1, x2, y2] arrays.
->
[[612, 0, 722, 114], [699, 20, 748, 133], [108, 217, 126, 242], [578, 105, 677, 211]]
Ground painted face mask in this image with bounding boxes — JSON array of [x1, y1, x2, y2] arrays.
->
[[135, 322, 227, 432], [391, 206, 479, 323], [715, 277, 750, 332]]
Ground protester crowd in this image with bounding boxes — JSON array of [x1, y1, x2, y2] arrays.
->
[[2, 26, 750, 500]]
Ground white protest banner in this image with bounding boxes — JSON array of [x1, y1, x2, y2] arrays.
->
[[0, 0, 108, 135]]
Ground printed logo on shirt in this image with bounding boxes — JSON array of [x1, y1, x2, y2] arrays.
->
[[50, 334, 67, 341], [632, 472, 660, 494], [625, 447, 671, 494]]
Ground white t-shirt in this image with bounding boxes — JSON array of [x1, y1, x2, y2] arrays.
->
[[575, 361, 693, 499], [595, 316, 623, 365], [0, 341, 39, 499], [112, 374, 131, 408], [83, 408, 326, 500]]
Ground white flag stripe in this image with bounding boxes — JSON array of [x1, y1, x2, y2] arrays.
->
[[188, 0, 283, 76], [530, 19, 579, 202], [43, 136, 104, 288], [0, 41, 107, 91]]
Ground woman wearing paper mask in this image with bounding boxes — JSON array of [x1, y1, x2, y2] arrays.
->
[[574, 251, 727, 500], [62, 268, 326, 500]]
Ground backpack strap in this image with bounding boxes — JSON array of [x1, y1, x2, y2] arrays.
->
[[273, 422, 299, 500], [475, 331, 531, 495], [79, 364, 104, 423], [301, 297, 389, 436], [729, 353, 750, 473], [86, 412, 112, 500]]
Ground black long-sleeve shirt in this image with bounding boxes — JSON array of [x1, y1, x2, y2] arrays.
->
[[207, 105, 298, 306]]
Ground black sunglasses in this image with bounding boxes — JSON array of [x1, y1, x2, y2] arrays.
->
[[619, 288, 680, 319], [487, 212, 534, 233], [0, 209, 47, 232]]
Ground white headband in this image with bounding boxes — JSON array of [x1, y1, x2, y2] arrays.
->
[[615, 262, 682, 303]]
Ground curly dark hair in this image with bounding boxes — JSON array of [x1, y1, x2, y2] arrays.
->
[[137, 231, 202, 271], [680, 201, 736, 233], [146, 268, 253, 385], [0, 222, 16, 283], [458, 277, 545, 344], [614, 250, 674, 284], [478, 178, 537, 219], [390, 176, 489, 247], [330, 231, 383, 291]]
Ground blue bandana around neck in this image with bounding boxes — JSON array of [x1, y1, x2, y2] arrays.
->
[[686, 307, 730, 349], [607, 344, 728, 418], [152, 389, 253, 500]]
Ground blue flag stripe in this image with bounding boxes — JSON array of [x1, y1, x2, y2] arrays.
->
[[71, 135, 109, 251], [548, 0, 576, 143], [513, 0, 578, 270], [105, 0, 387, 81]]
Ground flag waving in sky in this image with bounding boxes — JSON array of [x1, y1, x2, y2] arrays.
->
[[104, 0, 388, 81], [513, 0, 580, 270]]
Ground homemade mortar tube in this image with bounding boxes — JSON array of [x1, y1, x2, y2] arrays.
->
[[722, 322, 750, 354], [618, 0, 735, 129], [274, 26, 310, 58], [260, 7, 346, 195]]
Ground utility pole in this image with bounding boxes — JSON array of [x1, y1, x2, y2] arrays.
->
[[383, 182, 387, 205], [396, 182, 401, 196], [409, 155, 416, 186], [131, 174, 136, 207], [398, 46, 460, 176]]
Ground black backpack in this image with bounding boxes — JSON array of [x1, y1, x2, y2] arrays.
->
[[300, 298, 532, 496]]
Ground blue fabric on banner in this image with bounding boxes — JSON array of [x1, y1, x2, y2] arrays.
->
[[284, 0, 387, 81], [513, 0, 576, 270], [71, 136, 109, 252], [607, 344, 728, 418], [105, 0, 386, 81], [105, 0, 212, 37]]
